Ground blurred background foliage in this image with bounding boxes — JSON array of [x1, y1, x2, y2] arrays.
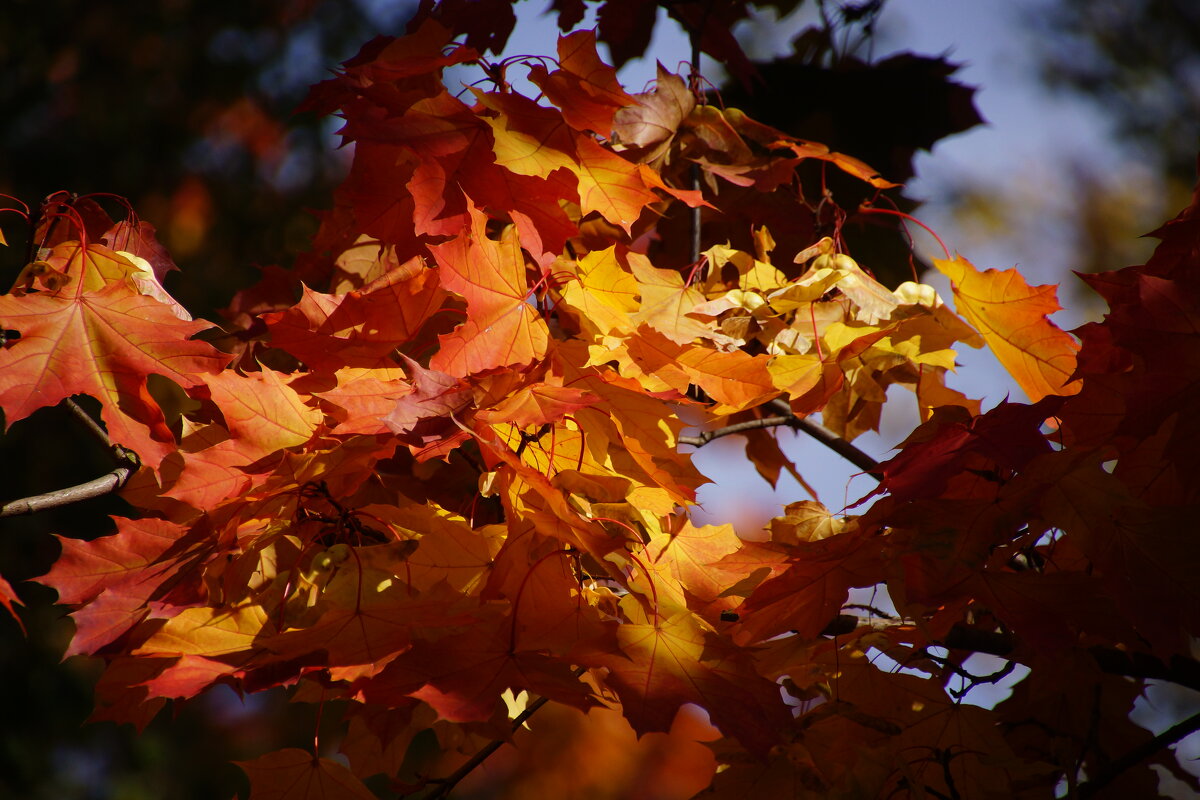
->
[[0, 0, 412, 313], [939, 0, 1199, 301], [0, 0, 1196, 797], [0, 3, 413, 797]]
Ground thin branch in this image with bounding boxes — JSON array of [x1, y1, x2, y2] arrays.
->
[[0, 464, 136, 517], [423, 698, 548, 798], [789, 413, 881, 477], [63, 397, 113, 448], [423, 668, 589, 799], [679, 415, 797, 447], [680, 399, 882, 478], [64, 397, 141, 466], [1078, 709, 1200, 799], [0, 398, 139, 518], [943, 624, 1200, 694], [821, 616, 1200, 697], [1087, 648, 1200, 696]]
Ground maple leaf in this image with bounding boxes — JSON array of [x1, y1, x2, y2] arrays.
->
[[260, 559, 477, 675], [428, 205, 549, 376], [134, 603, 272, 660], [642, 520, 748, 619], [482, 520, 618, 652], [381, 631, 598, 723], [613, 65, 697, 163], [475, 382, 597, 428], [126, 424, 256, 512], [0, 574, 25, 633], [624, 327, 778, 414], [201, 368, 323, 462], [477, 89, 578, 178], [557, 245, 640, 337], [139, 654, 240, 701], [383, 356, 472, 455], [629, 255, 732, 346], [527, 30, 636, 136], [733, 529, 882, 642], [338, 704, 434, 785], [769, 501, 852, 545], [101, 219, 177, 282], [39, 517, 209, 656], [582, 598, 790, 756], [1032, 449, 1200, 653], [311, 366, 412, 436], [0, 242, 230, 466], [263, 259, 446, 371], [724, 108, 900, 189], [237, 748, 378, 800], [88, 656, 171, 731], [865, 397, 1063, 507], [572, 135, 661, 233], [935, 255, 1080, 402]]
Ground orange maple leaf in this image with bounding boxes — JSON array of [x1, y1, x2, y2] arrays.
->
[[935, 255, 1080, 402], [428, 205, 549, 376], [0, 242, 229, 466], [625, 327, 778, 413], [202, 368, 323, 461], [583, 599, 789, 756]]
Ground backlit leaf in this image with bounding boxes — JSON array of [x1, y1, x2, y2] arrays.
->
[[935, 255, 1080, 401]]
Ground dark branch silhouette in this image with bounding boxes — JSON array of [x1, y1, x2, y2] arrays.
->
[[680, 398, 882, 478]]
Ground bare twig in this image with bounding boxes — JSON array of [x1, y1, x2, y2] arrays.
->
[[0, 464, 136, 518], [680, 399, 882, 478], [766, 398, 881, 475], [0, 398, 139, 518], [679, 415, 798, 447], [423, 668, 589, 799], [789, 414, 881, 477], [820, 616, 1200, 696], [943, 624, 1200, 694], [921, 647, 1018, 699], [63, 397, 113, 447], [423, 698, 549, 798]]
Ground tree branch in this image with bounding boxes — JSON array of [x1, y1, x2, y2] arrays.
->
[[1078, 709, 1200, 799], [0, 398, 139, 518], [680, 399, 882, 478], [423, 669, 588, 799], [0, 464, 136, 518], [63, 397, 113, 448], [943, 624, 1200, 694], [787, 413, 882, 477], [423, 694, 551, 799], [820, 616, 1200, 696], [679, 415, 798, 447]]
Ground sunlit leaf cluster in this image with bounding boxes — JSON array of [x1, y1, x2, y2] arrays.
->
[[1, 2, 1197, 797]]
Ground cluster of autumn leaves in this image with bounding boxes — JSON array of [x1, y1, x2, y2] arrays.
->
[[1, 10, 1197, 799]]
